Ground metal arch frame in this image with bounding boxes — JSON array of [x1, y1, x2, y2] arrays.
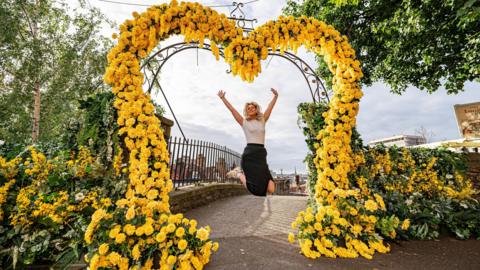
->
[[267, 51, 331, 103], [140, 2, 332, 140], [141, 42, 331, 104], [227, 2, 257, 33]]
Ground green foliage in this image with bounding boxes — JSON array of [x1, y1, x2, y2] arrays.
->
[[63, 92, 118, 166], [0, 0, 113, 144], [297, 101, 363, 202], [0, 146, 128, 269], [284, 0, 480, 94], [297, 102, 326, 203], [298, 101, 480, 240], [62, 91, 166, 167], [376, 215, 400, 237]]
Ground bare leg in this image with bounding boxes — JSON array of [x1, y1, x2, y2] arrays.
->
[[238, 172, 247, 188], [267, 180, 275, 195]]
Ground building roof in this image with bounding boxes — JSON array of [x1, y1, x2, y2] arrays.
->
[[368, 134, 425, 144], [412, 138, 480, 152]]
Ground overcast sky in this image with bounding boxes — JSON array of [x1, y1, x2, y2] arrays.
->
[[74, 0, 479, 173]]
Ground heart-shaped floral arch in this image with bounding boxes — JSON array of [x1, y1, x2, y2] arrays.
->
[[84, 1, 393, 268]]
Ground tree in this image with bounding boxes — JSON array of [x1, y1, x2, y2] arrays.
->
[[283, 0, 480, 94], [414, 125, 435, 143], [0, 0, 113, 143]]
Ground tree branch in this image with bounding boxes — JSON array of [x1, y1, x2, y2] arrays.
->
[[19, 3, 36, 38]]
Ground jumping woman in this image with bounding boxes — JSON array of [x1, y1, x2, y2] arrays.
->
[[218, 88, 278, 196]]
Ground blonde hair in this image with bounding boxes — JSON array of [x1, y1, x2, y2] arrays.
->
[[243, 101, 264, 121]]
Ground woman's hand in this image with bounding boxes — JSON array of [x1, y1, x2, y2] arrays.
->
[[271, 88, 278, 97], [264, 88, 278, 122], [217, 90, 226, 99], [217, 90, 243, 126]]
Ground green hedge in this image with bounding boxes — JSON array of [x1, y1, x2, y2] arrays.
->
[[298, 102, 480, 240]]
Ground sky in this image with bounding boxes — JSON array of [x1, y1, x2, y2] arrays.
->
[[72, 0, 479, 173]]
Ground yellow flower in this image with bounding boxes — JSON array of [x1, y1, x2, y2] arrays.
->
[[167, 255, 177, 264], [304, 213, 314, 223], [98, 243, 109, 255], [156, 232, 167, 242], [135, 226, 145, 236], [351, 224, 362, 236], [374, 194, 386, 210], [191, 256, 203, 270], [108, 251, 121, 265], [115, 233, 126, 244], [109, 227, 121, 239], [89, 254, 100, 270], [288, 233, 295, 243], [175, 227, 185, 238], [126, 206, 135, 220], [364, 200, 379, 212], [401, 219, 410, 230], [144, 224, 154, 236], [196, 228, 209, 241], [124, 224, 136, 236], [132, 244, 141, 260], [178, 239, 188, 250], [166, 223, 176, 233], [291, 221, 297, 229], [212, 242, 219, 252], [146, 189, 158, 200]]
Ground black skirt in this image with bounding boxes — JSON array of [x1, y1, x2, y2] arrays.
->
[[241, 143, 273, 196]]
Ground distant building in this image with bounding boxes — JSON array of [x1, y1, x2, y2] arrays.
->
[[368, 135, 426, 147]]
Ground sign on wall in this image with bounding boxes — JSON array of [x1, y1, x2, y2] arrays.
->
[[454, 101, 480, 139]]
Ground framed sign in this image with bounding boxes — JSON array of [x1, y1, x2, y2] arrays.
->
[[454, 101, 480, 139]]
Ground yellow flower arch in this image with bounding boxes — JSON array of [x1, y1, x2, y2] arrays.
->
[[85, 0, 391, 268]]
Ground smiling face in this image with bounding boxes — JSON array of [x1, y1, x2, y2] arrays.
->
[[244, 102, 262, 120], [246, 104, 257, 117]]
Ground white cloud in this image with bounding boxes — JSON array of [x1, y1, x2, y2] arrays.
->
[[71, 0, 479, 173]]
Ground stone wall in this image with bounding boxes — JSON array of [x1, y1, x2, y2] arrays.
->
[[169, 183, 248, 213]]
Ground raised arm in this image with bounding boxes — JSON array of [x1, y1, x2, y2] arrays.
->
[[218, 90, 244, 126], [263, 88, 278, 122]]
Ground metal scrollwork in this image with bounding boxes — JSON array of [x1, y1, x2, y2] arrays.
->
[[228, 2, 257, 34], [142, 42, 331, 103], [140, 2, 332, 138]]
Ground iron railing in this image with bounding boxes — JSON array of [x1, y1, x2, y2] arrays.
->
[[166, 136, 242, 187]]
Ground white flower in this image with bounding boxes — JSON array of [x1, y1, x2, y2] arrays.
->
[[446, 174, 453, 179], [75, 192, 85, 202], [405, 199, 413, 206], [0, 140, 4, 146]]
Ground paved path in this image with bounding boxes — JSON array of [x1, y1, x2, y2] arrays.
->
[[185, 195, 480, 270]]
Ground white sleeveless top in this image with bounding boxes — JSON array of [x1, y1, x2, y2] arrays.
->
[[242, 118, 265, 144]]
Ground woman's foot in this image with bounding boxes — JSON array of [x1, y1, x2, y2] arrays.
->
[[267, 180, 275, 195], [226, 166, 243, 179]]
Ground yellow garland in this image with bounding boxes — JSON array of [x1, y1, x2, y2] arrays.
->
[[95, 0, 384, 264]]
